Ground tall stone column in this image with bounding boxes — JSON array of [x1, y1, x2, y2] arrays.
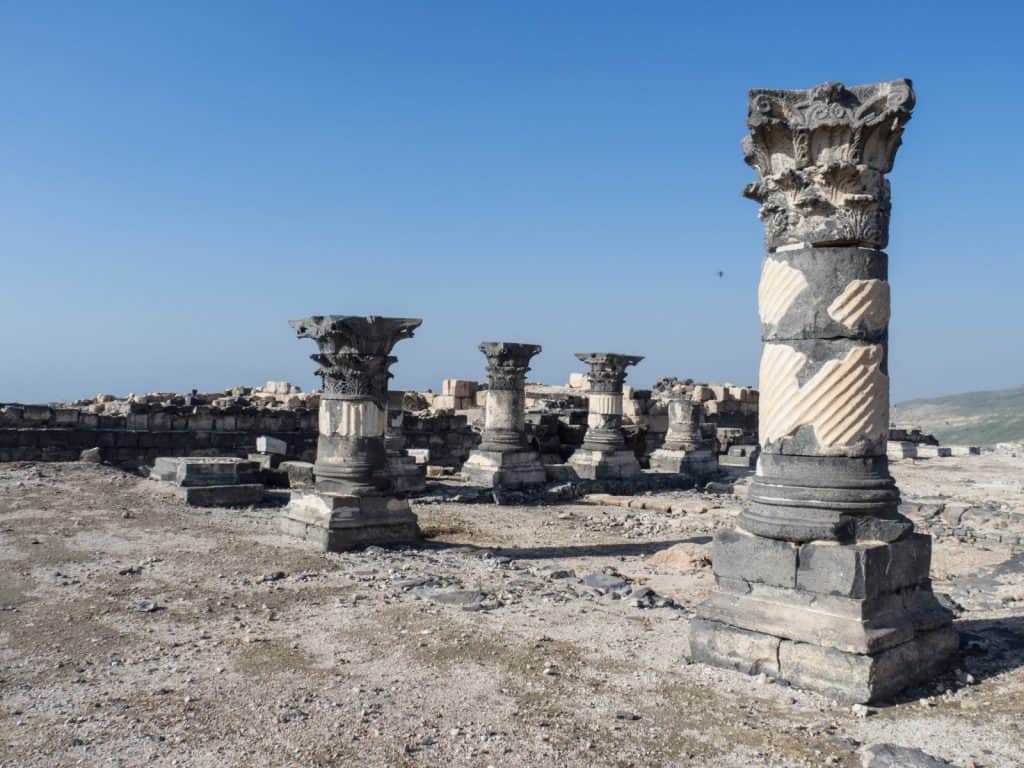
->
[[462, 342, 546, 488], [280, 315, 422, 551], [649, 391, 716, 477], [691, 80, 956, 703], [568, 353, 643, 480]]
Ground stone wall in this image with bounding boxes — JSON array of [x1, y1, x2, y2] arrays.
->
[[398, 412, 479, 467], [0, 402, 318, 467]]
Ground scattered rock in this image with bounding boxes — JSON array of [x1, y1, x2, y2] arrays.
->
[[648, 542, 711, 571], [258, 571, 286, 583], [79, 448, 102, 463], [428, 590, 486, 611], [860, 744, 952, 767], [133, 599, 158, 613], [580, 573, 630, 595]]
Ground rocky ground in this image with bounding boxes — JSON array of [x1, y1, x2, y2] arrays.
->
[[2, 454, 1023, 767]]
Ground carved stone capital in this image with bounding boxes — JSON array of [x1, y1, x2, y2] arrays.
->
[[479, 342, 542, 391], [575, 353, 643, 394], [742, 79, 915, 251], [290, 315, 422, 406]]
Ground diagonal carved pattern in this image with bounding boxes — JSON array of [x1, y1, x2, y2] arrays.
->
[[827, 278, 891, 332], [758, 258, 809, 325], [759, 343, 889, 449]]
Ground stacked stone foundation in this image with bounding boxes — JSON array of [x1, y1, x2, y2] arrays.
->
[[691, 527, 957, 702]]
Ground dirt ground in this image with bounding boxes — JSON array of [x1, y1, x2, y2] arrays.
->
[[2, 454, 1023, 767]]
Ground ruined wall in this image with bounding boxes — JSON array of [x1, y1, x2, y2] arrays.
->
[[0, 402, 318, 466]]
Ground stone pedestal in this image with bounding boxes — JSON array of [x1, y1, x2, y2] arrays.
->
[[690, 80, 955, 702], [280, 315, 423, 551], [568, 353, 643, 480], [462, 342, 546, 488], [649, 394, 717, 477]]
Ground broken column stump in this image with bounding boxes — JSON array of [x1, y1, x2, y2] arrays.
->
[[568, 353, 643, 480], [462, 342, 546, 489], [689, 79, 957, 703], [279, 315, 422, 551], [150, 456, 264, 506], [649, 392, 717, 478]]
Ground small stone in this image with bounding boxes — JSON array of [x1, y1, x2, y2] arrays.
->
[[614, 711, 640, 721], [134, 599, 157, 613], [542, 666, 559, 676]]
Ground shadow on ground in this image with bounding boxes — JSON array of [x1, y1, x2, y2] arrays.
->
[[427, 536, 712, 560]]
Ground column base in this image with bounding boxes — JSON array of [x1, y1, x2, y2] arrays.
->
[[568, 448, 642, 480], [387, 454, 426, 494], [649, 448, 717, 478], [280, 491, 421, 552], [462, 449, 547, 489], [689, 619, 957, 704], [689, 527, 957, 703]]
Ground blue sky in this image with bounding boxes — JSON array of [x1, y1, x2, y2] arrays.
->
[[1, 2, 1021, 403]]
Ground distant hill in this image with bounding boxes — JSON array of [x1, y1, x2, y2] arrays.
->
[[892, 386, 1024, 446]]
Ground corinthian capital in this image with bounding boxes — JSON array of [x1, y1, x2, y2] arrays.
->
[[742, 79, 915, 251]]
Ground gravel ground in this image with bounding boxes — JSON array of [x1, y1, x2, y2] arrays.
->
[[2, 454, 1023, 767]]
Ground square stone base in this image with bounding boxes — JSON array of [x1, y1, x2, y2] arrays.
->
[[179, 484, 264, 507], [649, 448, 717, 478], [691, 527, 958, 702], [568, 448, 641, 480], [280, 492, 421, 552], [689, 618, 958, 704], [462, 449, 547, 489]]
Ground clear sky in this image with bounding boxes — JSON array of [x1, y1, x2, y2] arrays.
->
[[2, 2, 1021, 404]]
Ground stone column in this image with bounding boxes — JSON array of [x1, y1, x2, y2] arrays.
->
[[568, 353, 643, 480], [691, 80, 956, 703], [649, 392, 716, 477], [462, 342, 546, 488], [280, 315, 422, 551]]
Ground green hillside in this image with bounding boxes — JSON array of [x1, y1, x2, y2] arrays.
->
[[892, 386, 1024, 446]]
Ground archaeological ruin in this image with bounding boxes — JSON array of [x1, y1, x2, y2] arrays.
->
[[6, 78, 1020, 754]]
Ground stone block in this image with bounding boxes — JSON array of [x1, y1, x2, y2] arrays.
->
[[279, 491, 420, 551], [257, 435, 288, 455], [53, 409, 80, 427], [280, 460, 314, 489], [704, 578, 950, 654], [151, 456, 260, 487], [916, 445, 952, 458], [567, 448, 641, 480], [568, 372, 589, 389], [796, 534, 932, 599], [777, 625, 958, 704], [688, 618, 781, 676], [713, 528, 798, 588], [179, 484, 264, 507], [887, 440, 917, 460], [432, 395, 457, 410], [949, 445, 980, 456], [462, 449, 546, 489], [442, 379, 476, 397], [406, 448, 429, 465]]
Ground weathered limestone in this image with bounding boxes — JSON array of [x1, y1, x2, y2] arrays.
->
[[691, 80, 956, 703], [385, 391, 426, 493], [462, 343, 546, 488], [649, 393, 717, 477], [568, 353, 643, 480], [150, 457, 264, 507], [280, 315, 422, 550]]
